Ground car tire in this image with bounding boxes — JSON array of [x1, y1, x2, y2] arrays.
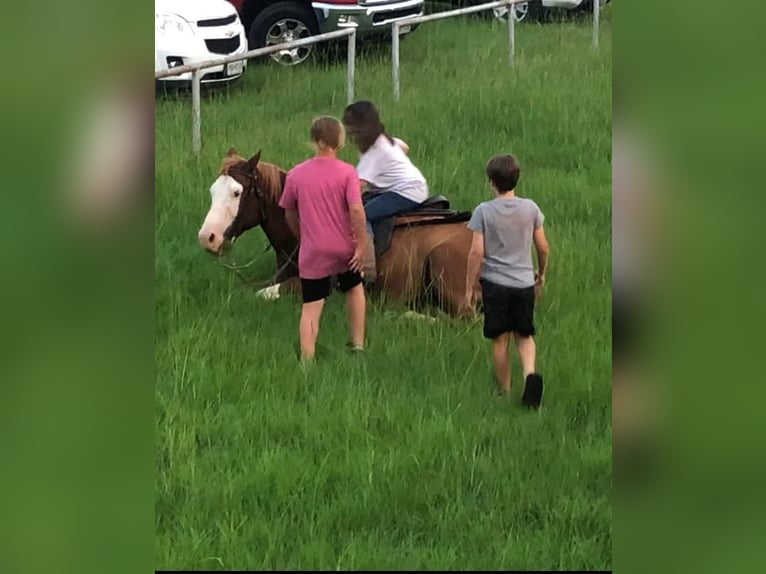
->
[[513, 1, 543, 22], [248, 3, 319, 66], [493, 1, 543, 23]]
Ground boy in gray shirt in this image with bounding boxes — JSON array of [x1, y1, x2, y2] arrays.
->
[[464, 154, 549, 407]]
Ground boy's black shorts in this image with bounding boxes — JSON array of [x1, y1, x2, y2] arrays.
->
[[480, 279, 536, 339], [301, 270, 363, 304]]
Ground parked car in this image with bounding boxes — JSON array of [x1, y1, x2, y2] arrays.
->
[[155, 0, 249, 84], [498, 0, 611, 22], [227, 0, 425, 66]]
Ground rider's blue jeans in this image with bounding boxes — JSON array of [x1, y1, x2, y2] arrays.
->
[[364, 192, 421, 238]]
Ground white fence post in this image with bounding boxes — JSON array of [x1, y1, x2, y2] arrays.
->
[[508, 1, 515, 67], [392, 22, 401, 102], [592, 0, 600, 49], [191, 70, 201, 155], [347, 27, 356, 105]]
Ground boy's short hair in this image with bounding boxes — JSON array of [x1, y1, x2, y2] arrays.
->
[[486, 154, 521, 192], [310, 116, 345, 150]]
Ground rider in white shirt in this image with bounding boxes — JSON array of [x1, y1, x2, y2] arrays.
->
[[342, 101, 430, 282]]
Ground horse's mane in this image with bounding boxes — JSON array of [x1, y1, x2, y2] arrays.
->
[[219, 153, 247, 176], [219, 154, 285, 204], [254, 162, 285, 204]]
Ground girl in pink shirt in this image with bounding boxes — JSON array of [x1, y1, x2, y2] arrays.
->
[[278, 117, 369, 362]]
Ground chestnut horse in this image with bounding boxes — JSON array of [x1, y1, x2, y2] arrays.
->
[[198, 149, 479, 317]]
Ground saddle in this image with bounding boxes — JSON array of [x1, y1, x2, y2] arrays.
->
[[364, 193, 472, 258]]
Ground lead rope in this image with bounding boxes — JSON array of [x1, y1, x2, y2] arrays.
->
[[216, 242, 298, 289]]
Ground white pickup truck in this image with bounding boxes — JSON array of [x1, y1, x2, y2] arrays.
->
[[504, 0, 611, 22]]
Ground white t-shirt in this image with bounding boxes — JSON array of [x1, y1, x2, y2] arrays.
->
[[356, 134, 428, 204]]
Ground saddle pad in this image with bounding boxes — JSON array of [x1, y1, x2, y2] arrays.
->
[[373, 211, 472, 258]]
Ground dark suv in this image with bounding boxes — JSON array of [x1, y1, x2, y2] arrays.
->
[[228, 0, 424, 65]]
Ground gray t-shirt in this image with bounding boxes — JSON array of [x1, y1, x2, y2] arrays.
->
[[467, 197, 545, 288]]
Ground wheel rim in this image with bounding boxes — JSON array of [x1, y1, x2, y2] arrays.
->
[[265, 19, 311, 65], [513, 2, 529, 21]]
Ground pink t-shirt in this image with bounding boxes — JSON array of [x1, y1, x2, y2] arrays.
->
[[278, 157, 362, 279]]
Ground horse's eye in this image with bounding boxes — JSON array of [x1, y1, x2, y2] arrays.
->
[[234, 191, 241, 198]]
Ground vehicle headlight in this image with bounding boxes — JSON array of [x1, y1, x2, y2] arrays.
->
[[155, 12, 193, 36]]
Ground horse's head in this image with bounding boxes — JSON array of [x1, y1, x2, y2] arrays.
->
[[197, 148, 266, 255]]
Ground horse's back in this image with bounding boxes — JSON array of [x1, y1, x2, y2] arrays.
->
[[375, 221, 473, 305]]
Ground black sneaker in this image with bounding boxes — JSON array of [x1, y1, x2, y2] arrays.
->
[[522, 373, 544, 409]]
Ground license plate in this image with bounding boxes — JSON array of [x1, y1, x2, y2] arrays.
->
[[399, 24, 411, 35], [226, 60, 244, 76]]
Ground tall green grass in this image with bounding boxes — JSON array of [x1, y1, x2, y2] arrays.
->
[[156, 12, 611, 570]]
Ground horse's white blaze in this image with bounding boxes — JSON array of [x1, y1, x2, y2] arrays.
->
[[256, 283, 282, 301], [197, 175, 243, 253]]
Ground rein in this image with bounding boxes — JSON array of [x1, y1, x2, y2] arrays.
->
[[216, 242, 298, 289]]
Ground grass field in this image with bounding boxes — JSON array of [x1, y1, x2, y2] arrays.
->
[[155, 10, 612, 571]]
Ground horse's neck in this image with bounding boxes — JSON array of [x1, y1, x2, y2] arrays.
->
[[261, 208, 295, 253], [257, 164, 297, 255]]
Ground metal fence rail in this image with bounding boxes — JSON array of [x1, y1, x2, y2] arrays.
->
[[392, 0, 517, 101], [155, 27, 358, 154], [156, 2, 603, 152], [391, 0, 601, 101]]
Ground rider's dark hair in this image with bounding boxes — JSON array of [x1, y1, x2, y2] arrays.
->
[[342, 100, 395, 153]]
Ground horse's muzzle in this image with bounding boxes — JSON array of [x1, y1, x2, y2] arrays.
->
[[198, 228, 224, 256]]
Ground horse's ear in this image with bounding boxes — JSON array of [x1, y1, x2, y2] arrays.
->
[[248, 150, 261, 170], [226, 147, 238, 157]]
